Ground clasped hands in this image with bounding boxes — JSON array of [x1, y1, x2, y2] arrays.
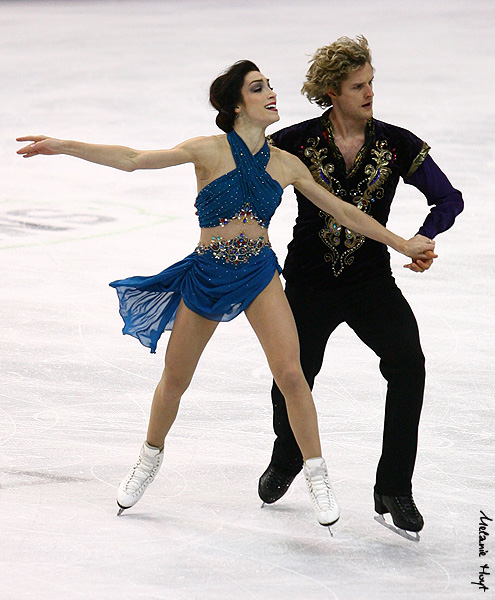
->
[[404, 234, 438, 273]]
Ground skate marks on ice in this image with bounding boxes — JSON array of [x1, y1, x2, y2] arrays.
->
[[0, 202, 178, 249], [0, 207, 114, 240], [261, 501, 337, 537], [264, 497, 418, 542], [1, 469, 91, 489]]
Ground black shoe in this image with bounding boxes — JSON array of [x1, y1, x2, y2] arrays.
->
[[374, 491, 424, 532], [258, 464, 299, 504]]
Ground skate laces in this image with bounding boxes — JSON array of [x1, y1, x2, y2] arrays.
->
[[396, 495, 420, 517], [124, 452, 161, 494], [306, 467, 335, 511]]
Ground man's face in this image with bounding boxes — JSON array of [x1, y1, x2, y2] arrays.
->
[[328, 62, 374, 121]]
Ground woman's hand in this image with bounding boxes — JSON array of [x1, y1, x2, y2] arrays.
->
[[403, 234, 438, 272], [401, 235, 437, 262], [16, 136, 64, 158]]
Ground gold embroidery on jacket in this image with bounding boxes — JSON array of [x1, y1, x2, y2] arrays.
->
[[303, 135, 393, 277], [304, 137, 344, 197], [406, 141, 430, 178]]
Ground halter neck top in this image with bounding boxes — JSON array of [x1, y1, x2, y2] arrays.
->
[[195, 129, 283, 229]]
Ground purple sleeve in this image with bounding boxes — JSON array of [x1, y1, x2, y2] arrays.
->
[[404, 155, 464, 239]]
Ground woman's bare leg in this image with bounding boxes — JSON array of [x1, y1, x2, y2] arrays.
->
[[146, 300, 219, 448], [245, 274, 322, 460], [117, 301, 218, 513]]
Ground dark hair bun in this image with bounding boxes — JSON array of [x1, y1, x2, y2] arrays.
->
[[209, 60, 259, 132]]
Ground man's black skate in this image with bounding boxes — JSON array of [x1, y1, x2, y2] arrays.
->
[[258, 463, 299, 504], [374, 491, 424, 532]]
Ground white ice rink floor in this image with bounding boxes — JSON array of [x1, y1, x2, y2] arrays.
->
[[1, 1, 494, 598]]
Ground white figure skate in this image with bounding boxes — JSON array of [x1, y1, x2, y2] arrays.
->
[[117, 442, 163, 515], [304, 457, 340, 533]]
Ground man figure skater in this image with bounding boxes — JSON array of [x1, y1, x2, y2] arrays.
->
[[259, 36, 463, 532]]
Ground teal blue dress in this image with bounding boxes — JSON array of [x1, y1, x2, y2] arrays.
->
[[110, 130, 283, 353]]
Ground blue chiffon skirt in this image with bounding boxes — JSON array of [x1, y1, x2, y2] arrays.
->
[[109, 246, 281, 353]]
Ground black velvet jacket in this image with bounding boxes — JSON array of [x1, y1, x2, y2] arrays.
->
[[270, 109, 453, 290]]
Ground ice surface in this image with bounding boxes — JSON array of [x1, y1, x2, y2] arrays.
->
[[1, 1, 494, 598]]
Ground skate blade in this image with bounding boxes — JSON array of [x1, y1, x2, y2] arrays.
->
[[117, 506, 127, 517], [321, 517, 339, 536], [374, 514, 420, 542]]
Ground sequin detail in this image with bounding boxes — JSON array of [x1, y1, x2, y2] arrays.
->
[[195, 234, 271, 265], [219, 203, 266, 227], [303, 130, 394, 277], [194, 130, 282, 229], [109, 129, 284, 354]]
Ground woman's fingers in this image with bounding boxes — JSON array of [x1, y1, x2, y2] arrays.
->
[[16, 135, 46, 142], [16, 136, 52, 157], [17, 142, 39, 157]]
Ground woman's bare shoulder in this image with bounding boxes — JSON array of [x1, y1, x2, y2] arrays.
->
[[186, 134, 226, 153], [269, 145, 298, 164], [185, 134, 231, 182], [267, 145, 306, 187]]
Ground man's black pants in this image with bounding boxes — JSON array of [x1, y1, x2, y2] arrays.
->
[[270, 275, 425, 495]]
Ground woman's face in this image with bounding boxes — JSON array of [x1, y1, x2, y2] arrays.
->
[[236, 71, 279, 127]]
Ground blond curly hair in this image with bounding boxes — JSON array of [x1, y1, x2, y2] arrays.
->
[[301, 36, 373, 108]]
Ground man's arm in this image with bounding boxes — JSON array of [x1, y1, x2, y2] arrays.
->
[[403, 154, 463, 272], [405, 154, 464, 237]]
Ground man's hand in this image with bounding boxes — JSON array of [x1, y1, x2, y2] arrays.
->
[[403, 235, 438, 272]]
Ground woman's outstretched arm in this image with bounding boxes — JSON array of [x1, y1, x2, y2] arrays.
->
[[283, 151, 436, 262], [16, 135, 209, 172]]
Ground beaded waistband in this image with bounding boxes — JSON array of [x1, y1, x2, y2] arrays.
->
[[195, 234, 271, 266]]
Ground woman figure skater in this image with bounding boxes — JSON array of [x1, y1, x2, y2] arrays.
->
[[17, 60, 434, 529]]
